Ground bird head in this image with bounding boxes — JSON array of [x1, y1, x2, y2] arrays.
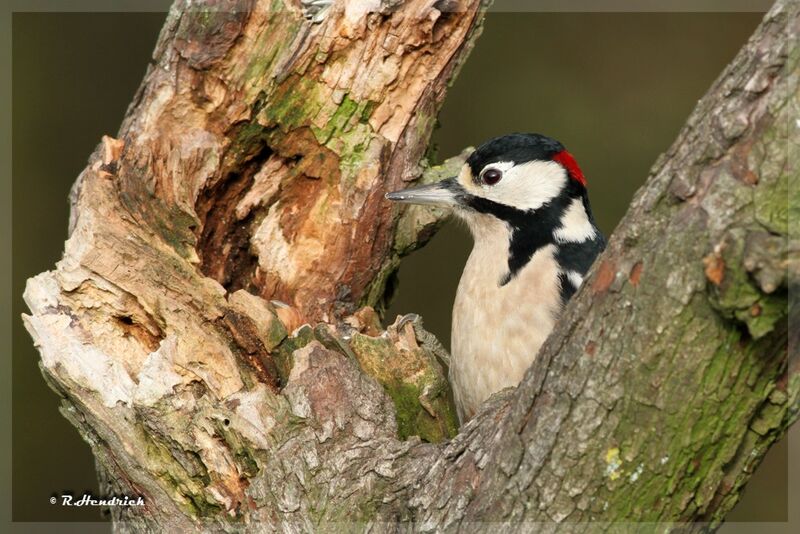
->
[[386, 133, 588, 224], [387, 133, 601, 287]]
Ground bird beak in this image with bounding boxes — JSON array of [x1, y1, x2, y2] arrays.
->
[[385, 177, 460, 206]]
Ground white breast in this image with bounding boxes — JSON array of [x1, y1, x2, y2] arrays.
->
[[450, 215, 563, 422]]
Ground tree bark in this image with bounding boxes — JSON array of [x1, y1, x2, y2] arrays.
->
[[23, 0, 795, 531]]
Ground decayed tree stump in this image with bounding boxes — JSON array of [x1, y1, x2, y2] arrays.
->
[[23, 0, 795, 531]]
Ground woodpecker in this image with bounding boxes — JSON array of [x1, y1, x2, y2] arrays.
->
[[386, 133, 605, 422]]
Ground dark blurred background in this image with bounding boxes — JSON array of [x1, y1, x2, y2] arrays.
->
[[11, 8, 792, 528]]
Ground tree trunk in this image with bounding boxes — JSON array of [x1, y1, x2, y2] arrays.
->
[[23, 0, 795, 531]]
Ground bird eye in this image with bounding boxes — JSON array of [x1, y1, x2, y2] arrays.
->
[[481, 168, 502, 186]]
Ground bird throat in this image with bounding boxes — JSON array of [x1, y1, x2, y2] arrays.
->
[[461, 188, 578, 287]]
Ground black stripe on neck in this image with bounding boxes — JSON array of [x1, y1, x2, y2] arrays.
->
[[463, 179, 599, 287]]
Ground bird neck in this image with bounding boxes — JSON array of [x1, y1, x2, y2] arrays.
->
[[462, 187, 599, 288]]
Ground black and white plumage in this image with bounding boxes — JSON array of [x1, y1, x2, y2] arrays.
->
[[387, 133, 605, 422]]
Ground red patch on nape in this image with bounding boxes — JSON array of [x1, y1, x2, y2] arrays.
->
[[552, 150, 587, 186]]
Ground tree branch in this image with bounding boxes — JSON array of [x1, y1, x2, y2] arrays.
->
[[399, 1, 796, 526]]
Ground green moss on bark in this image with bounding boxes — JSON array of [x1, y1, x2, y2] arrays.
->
[[273, 324, 316, 383], [349, 331, 458, 442]]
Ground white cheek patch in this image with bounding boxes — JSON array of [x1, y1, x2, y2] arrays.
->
[[554, 198, 597, 243], [482, 160, 567, 212]]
